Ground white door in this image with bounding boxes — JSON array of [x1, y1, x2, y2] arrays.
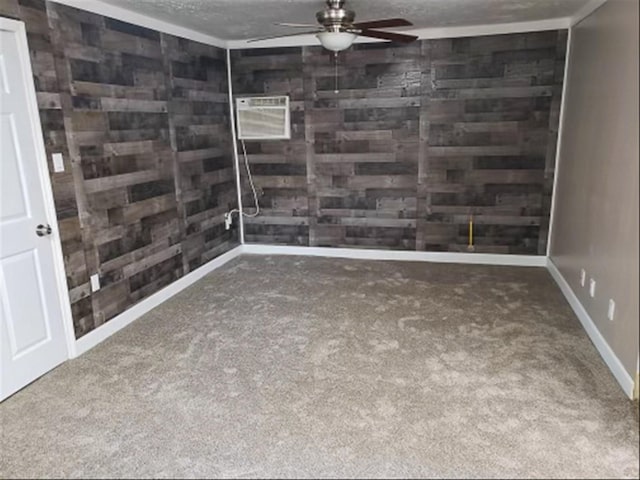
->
[[0, 19, 71, 401]]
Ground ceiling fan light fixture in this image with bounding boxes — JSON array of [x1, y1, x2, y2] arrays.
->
[[316, 31, 357, 52]]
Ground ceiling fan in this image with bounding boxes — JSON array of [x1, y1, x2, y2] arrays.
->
[[247, 0, 419, 52]]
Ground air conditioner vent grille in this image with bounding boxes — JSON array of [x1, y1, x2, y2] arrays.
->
[[236, 96, 290, 140]]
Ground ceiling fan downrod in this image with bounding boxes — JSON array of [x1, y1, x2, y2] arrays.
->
[[317, 0, 356, 31]]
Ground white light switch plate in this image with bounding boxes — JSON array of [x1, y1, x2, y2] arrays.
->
[[90, 274, 100, 292], [52, 152, 64, 172]]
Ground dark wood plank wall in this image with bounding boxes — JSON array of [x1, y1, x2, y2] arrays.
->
[[233, 48, 309, 245], [232, 30, 566, 253], [163, 34, 236, 272], [1, 0, 238, 338], [1, 0, 566, 337]]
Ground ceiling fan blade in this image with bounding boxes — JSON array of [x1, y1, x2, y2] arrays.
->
[[355, 29, 418, 44], [247, 30, 323, 42], [275, 22, 318, 28], [352, 18, 413, 30]]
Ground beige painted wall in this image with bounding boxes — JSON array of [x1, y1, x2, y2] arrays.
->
[[549, 0, 639, 378]]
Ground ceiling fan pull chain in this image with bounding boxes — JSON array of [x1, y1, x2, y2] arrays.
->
[[334, 51, 339, 94]]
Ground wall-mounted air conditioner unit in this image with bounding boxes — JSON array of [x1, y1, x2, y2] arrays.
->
[[236, 96, 290, 140]]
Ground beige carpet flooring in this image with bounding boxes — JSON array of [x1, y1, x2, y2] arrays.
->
[[1, 255, 638, 478]]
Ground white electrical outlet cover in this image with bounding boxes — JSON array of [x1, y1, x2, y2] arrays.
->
[[580, 269, 586, 287], [608, 299, 615, 321], [90, 274, 100, 292], [589, 278, 596, 298], [52, 152, 64, 172]]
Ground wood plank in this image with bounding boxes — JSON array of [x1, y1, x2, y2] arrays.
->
[[100, 98, 168, 112], [84, 170, 162, 193]]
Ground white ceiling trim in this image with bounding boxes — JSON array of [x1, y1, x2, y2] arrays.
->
[[227, 17, 571, 50], [49, 0, 227, 48], [570, 0, 608, 26], [49, 0, 571, 51]]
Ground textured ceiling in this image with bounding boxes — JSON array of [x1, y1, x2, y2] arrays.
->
[[99, 0, 590, 41]]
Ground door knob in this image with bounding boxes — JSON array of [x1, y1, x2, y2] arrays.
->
[[36, 224, 52, 237]]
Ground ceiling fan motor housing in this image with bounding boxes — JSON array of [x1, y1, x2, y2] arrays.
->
[[317, 0, 355, 31]]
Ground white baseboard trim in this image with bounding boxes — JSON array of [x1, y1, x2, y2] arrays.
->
[[72, 243, 541, 358], [71, 242, 634, 400], [241, 244, 547, 267], [74, 245, 243, 357], [547, 258, 635, 399]]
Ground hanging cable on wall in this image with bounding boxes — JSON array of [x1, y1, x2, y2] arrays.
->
[[240, 139, 260, 218], [224, 139, 260, 229], [226, 95, 289, 231]]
